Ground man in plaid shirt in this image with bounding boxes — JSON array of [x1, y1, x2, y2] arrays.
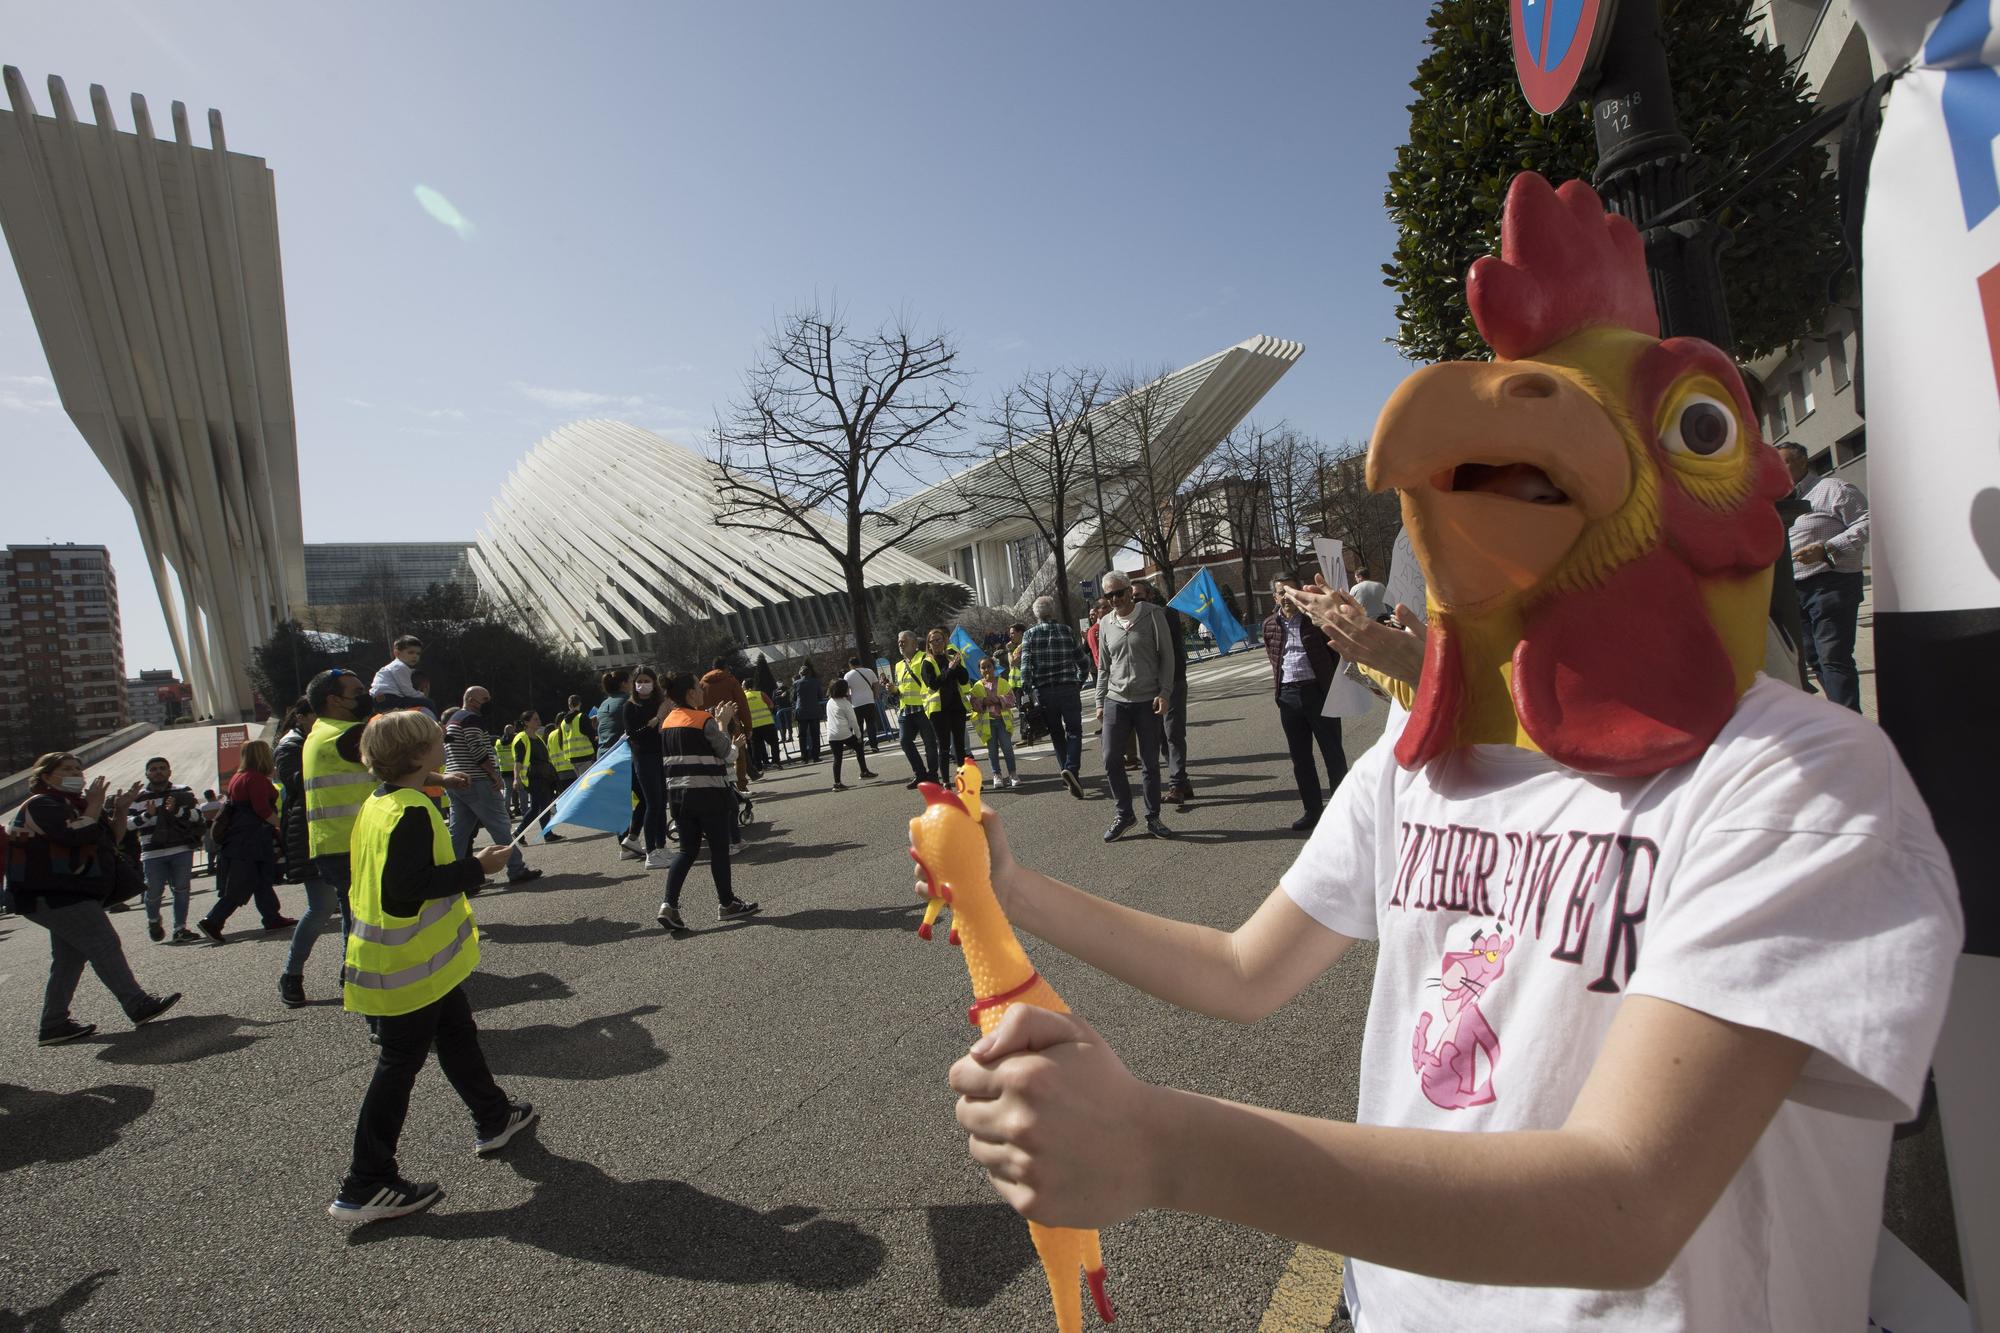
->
[[1018, 595, 1092, 798]]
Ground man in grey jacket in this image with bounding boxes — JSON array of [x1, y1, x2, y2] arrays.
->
[[1094, 570, 1176, 841]]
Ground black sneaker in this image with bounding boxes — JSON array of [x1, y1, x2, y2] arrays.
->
[[475, 1102, 538, 1157], [1103, 816, 1135, 843], [262, 915, 297, 931], [1063, 770, 1085, 799], [198, 920, 227, 945], [541, 831, 565, 843], [1145, 817, 1176, 840], [128, 992, 182, 1026], [508, 868, 544, 885], [327, 1177, 444, 1224], [656, 904, 688, 932], [718, 899, 761, 922], [38, 1019, 97, 1046], [279, 973, 307, 1008], [832, 782, 848, 791], [170, 927, 200, 945], [147, 918, 165, 943], [1291, 810, 1320, 833], [904, 778, 923, 790]]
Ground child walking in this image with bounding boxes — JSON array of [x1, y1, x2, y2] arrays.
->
[[825, 679, 876, 790]]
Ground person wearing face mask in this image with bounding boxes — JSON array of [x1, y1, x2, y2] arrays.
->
[[620, 666, 673, 868], [304, 668, 471, 1024], [6, 752, 181, 1045]]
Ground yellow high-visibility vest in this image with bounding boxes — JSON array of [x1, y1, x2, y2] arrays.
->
[[495, 738, 515, 776], [342, 787, 479, 1017], [561, 714, 595, 768], [303, 718, 373, 859], [968, 678, 1015, 743], [895, 654, 942, 715], [746, 690, 774, 730]]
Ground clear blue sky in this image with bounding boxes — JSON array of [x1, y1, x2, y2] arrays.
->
[[1, 0, 1435, 672]]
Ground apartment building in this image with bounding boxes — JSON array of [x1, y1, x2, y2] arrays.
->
[[0, 543, 130, 771]]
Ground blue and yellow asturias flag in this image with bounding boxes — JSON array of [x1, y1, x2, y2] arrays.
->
[[528, 737, 633, 840], [1167, 567, 1251, 654]]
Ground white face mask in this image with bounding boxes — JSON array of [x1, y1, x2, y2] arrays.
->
[[635, 682, 653, 696], [57, 775, 85, 793]]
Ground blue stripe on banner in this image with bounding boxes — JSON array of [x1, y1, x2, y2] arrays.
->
[[1929, 0, 2000, 229], [1522, 0, 1545, 65]]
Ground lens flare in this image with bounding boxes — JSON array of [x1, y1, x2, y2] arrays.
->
[[413, 185, 473, 238]]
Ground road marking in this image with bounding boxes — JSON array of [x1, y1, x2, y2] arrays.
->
[[1257, 1244, 1345, 1332]]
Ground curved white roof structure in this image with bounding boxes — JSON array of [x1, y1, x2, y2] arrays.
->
[[879, 335, 1303, 609], [471, 421, 963, 661]]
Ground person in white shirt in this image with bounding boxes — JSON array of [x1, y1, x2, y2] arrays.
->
[[370, 635, 427, 710], [842, 657, 884, 753], [824, 679, 876, 789], [1778, 443, 1871, 712]]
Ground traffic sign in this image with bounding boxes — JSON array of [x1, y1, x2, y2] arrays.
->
[[1512, 0, 1618, 115]]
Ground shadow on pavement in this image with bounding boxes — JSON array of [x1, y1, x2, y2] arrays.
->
[[732, 839, 864, 866], [478, 916, 650, 949], [481, 1004, 668, 1080], [92, 1013, 287, 1066], [925, 1202, 1037, 1309], [758, 902, 922, 933], [0, 1267, 117, 1329], [461, 970, 576, 1012], [0, 1084, 154, 1173], [350, 1138, 886, 1291]]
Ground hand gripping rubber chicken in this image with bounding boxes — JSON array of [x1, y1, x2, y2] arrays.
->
[[910, 759, 1114, 1333]]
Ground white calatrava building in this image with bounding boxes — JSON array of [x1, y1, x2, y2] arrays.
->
[[878, 335, 1303, 610], [0, 70, 304, 722], [471, 420, 965, 663]]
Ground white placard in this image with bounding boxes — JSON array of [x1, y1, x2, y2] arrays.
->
[[1312, 537, 1381, 718]]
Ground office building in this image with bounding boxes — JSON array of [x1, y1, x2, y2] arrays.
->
[[303, 543, 477, 606]]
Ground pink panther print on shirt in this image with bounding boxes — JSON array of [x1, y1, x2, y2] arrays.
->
[[1412, 926, 1515, 1110]]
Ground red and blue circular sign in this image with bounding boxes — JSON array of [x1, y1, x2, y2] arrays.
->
[[1512, 0, 1613, 115]]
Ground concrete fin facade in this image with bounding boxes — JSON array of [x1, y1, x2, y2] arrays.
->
[[881, 335, 1304, 609], [0, 69, 303, 722], [471, 420, 965, 662]]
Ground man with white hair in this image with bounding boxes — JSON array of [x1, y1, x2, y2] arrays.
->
[[1017, 594, 1092, 796], [1094, 570, 1176, 840]]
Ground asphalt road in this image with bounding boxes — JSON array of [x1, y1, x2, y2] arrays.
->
[[1, 652, 1384, 1332]]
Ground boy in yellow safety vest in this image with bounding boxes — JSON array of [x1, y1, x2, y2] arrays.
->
[[327, 709, 537, 1225]]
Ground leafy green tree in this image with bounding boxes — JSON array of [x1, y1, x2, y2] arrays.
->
[[1385, 0, 1842, 363]]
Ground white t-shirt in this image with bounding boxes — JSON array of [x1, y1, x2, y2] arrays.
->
[[842, 668, 877, 709], [826, 698, 860, 742], [370, 658, 417, 700], [1279, 677, 1961, 1332]]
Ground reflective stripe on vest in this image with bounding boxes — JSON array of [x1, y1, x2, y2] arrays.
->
[[562, 716, 594, 764], [303, 719, 373, 858], [342, 787, 478, 1017], [495, 738, 515, 775], [550, 721, 574, 774], [896, 656, 941, 714]]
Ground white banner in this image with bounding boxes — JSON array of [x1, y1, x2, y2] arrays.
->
[[1310, 536, 1381, 718], [1853, 0, 2000, 614]]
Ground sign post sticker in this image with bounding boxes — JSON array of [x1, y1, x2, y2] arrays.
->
[[1512, 0, 1616, 115]]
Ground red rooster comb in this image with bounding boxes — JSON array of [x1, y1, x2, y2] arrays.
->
[[1467, 173, 1659, 360]]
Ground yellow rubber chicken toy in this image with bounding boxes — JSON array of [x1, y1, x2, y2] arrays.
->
[[910, 759, 1114, 1333]]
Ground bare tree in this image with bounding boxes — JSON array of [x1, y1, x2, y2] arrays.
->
[[1301, 437, 1402, 584], [1209, 420, 1304, 621], [957, 365, 1104, 626], [712, 306, 970, 661]]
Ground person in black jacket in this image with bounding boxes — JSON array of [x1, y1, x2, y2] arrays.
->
[[620, 666, 673, 867], [1261, 575, 1350, 831], [276, 698, 347, 1008], [7, 753, 181, 1045], [792, 663, 825, 764]]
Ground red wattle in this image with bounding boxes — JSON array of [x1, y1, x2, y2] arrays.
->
[[947, 927, 960, 946], [1087, 1266, 1114, 1323]]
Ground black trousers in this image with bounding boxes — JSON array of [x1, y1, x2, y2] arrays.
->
[[830, 737, 871, 783], [511, 773, 556, 840], [344, 982, 509, 1191], [937, 712, 974, 771], [203, 852, 283, 929], [899, 710, 940, 781], [628, 753, 669, 851], [853, 703, 884, 750], [1276, 680, 1348, 813], [664, 794, 735, 909]]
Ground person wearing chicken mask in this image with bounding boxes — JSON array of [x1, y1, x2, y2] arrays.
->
[[929, 174, 1962, 1332]]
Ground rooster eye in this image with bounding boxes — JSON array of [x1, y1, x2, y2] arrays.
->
[[1662, 395, 1738, 459]]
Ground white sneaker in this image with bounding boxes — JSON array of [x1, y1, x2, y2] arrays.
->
[[644, 848, 673, 870], [1006, 775, 1019, 788], [619, 835, 644, 860]]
